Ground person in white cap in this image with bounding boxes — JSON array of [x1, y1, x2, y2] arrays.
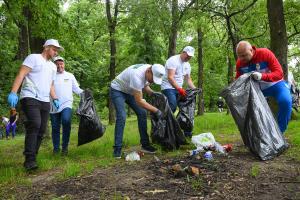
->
[[161, 46, 196, 137], [7, 39, 63, 170], [110, 63, 165, 158], [50, 56, 83, 156]]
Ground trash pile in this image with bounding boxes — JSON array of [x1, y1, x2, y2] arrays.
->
[[145, 132, 232, 177], [189, 132, 232, 158]]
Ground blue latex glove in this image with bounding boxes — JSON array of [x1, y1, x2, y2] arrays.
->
[[7, 92, 18, 108], [53, 99, 60, 110]]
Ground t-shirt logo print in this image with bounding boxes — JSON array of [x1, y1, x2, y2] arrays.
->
[[256, 63, 260, 71]]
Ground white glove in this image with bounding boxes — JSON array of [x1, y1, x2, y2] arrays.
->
[[252, 72, 262, 81]]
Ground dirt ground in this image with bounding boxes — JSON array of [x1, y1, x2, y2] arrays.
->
[[4, 142, 300, 200]]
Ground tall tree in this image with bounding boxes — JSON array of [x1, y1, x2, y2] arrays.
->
[[167, 0, 196, 57], [3, 0, 30, 60], [197, 28, 204, 115], [106, 0, 120, 124], [267, 0, 288, 79]]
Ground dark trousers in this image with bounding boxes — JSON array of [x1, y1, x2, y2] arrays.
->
[[21, 98, 50, 161]]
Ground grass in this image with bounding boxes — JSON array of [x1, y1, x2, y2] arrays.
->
[[250, 163, 260, 178], [0, 112, 299, 190]]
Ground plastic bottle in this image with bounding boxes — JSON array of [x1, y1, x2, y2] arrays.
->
[[189, 147, 203, 156], [125, 151, 141, 161], [204, 151, 213, 160], [214, 142, 225, 154]]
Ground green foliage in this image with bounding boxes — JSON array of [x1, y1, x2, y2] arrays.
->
[[189, 176, 204, 190], [0, 0, 300, 122], [250, 163, 260, 178]]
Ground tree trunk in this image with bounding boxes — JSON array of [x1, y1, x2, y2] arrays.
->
[[225, 17, 238, 61], [106, 0, 119, 124], [16, 6, 30, 60], [267, 0, 288, 80], [197, 28, 204, 115], [168, 0, 178, 57], [227, 53, 234, 84]]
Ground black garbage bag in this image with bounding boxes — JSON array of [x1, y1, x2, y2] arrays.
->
[[220, 73, 288, 160], [291, 85, 300, 111], [176, 88, 201, 132], [76, 89, 105, 146], [150, 93, 186, 150]]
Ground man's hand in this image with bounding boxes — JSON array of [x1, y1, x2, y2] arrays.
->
[[53, 99, 60, 110], [252, 72, 262, 81], [153, 109, 163, 120], [7, 92, 18, 108], [177, 88, 186, 97]]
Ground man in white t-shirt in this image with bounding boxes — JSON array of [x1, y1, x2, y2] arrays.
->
[[50, 56, 83, 155], [7, 39, 63, 170], [110, 64, 165, 158], [161, 46, 196, 137]]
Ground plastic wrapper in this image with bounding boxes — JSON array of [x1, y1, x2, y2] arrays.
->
[[220, 73, 288, 160], [150, 93, 186, 150], [76, 89, 105, 146], [176, 88, 201, 132], [125, 151, 141, 161]]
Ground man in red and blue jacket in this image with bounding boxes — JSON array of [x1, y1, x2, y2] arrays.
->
[[235, 41, 292, 133]]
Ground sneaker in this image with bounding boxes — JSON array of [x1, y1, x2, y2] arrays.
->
[[61, 148, 68, 156], [53, 149, 60, 155], [24, 160, 38, 171], [141, 145, 157, 154], [113, 148, 122, 159]]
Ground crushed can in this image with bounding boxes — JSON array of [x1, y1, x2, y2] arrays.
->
[[222, 144, 233, 152], [204, 151, 213, 160]]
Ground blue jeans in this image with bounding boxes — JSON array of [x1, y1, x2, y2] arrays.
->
[[162, 89, 192, 136], [162, 89, 178, 113], [6, 122, 17, 138], [262, 81, 292, 133], [50, 108, 72, 151], [110, 88, 150, 151]]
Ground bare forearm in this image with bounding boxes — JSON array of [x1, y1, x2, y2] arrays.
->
[[168, 77, 180, 89], [50, 84, 58, 99], [11, 65, 31, 93], [143, 86, 153, 96], [136, 100, 157, 113], [187, 78, 196, 89], [11, 74, 24, 93]]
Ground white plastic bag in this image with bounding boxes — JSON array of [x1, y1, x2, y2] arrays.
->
[[125, 151, 140, 161], [191, 133, 216, 150]]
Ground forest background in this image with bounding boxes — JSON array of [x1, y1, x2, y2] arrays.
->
[[0, 0, 299, 126]]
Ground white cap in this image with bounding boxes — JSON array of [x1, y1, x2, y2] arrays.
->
[[152, 64, 165, 85], [43, 39, 64, 51], [53, 56, 64, 62], [183, 46, 195, 57]]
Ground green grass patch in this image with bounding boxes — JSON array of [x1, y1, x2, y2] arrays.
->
[[250, 163, 260, 178]]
